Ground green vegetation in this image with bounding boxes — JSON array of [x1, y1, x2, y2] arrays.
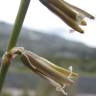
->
[[1, 92, 12, 96], [21, 89, 29, 96], [0, 50, 3, 56]]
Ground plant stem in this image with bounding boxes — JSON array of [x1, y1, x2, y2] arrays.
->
[[7, 0, 30, 51], [0, 0, 30, 92]]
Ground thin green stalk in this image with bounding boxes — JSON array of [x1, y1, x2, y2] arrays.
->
[[0, 0, 30, 92], [7, 0, 30, 51]]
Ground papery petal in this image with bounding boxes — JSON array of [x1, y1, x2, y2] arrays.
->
[[39, 0, 84, 33], [63, 0, 95, 19], [9, 47, 78, 95], [20, 50, 75, 85], [39, 0, 95, 33]]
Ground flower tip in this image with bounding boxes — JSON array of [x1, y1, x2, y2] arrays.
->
[[72, 72, 78, 77], [78, 29, 84, 34], [90, 16, 95, 19], [81, 30, 84, 33], [80, 20, 87, 26], [75, 28, 84, 34]]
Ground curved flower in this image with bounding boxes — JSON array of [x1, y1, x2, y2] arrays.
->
[[9, 47, 78, 95], [39, 0, 95, 33]]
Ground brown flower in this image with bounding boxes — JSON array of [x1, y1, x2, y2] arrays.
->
[[9, 47, 78, 95], [39, 0, 95, 33]]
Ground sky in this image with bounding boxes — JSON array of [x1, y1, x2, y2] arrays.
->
[[0, 0, 96, 47]]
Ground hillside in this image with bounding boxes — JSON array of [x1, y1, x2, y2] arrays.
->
[[0, 21, 96, 73], [0, 21, 96, 57]]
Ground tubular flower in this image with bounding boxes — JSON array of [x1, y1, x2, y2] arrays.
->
[[39, 0, 95, 33], [8, 47, 78, 95]]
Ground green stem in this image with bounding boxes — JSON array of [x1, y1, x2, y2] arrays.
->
[[0, 0, 30, 92], [7, 0, 30, 51]]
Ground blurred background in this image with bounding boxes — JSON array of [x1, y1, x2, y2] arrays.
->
[[0, 0, 96, 96]]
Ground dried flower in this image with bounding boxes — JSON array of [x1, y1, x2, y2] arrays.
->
[[39, 0, 95, 33], [9, 47, 78, 95]]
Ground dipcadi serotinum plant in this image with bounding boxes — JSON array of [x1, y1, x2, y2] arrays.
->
[[0, 0, 95, 95]]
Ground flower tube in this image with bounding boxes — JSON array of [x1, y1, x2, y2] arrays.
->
[[39, 0, 95, 33], [9, 47, 78, 95]]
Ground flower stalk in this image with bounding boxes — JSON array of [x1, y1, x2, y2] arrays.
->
[[0, 0, 30, 92]]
